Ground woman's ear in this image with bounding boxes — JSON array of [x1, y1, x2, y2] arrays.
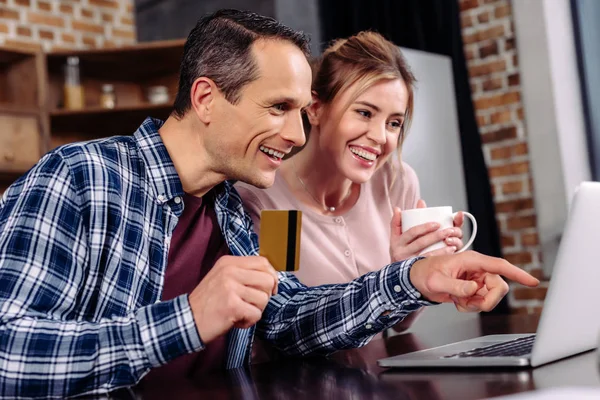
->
[[190, 77, 215, 124], [305, 91, 324, 127]]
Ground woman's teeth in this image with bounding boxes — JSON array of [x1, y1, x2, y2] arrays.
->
[[350, 147, 377, 161], [260, 145, 285, 159]]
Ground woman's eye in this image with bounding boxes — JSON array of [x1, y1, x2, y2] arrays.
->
[[389, 120, 403, 129], [357, 109, 371, 118]]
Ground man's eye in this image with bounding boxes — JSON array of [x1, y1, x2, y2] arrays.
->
[[272, 103, 288, 112]]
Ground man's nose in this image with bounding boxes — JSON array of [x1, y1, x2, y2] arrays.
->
[[281, 111, 306, 147]]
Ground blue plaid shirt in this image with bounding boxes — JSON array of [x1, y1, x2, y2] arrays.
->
[[0, 118, 430, 398]]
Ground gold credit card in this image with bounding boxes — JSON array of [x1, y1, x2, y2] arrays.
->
[[259, 210, 302, 272]]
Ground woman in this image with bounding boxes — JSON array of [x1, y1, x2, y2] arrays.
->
[[236, 31, 464, 289]]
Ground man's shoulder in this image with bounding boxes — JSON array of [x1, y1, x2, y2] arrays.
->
[[55, 135, 137, 164], [48, 136, 144, 190]]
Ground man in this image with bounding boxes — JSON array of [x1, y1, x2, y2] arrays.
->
[[0, 9, 538, 397]]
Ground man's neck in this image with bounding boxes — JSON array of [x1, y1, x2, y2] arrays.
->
[[159, 115, 226, 198]]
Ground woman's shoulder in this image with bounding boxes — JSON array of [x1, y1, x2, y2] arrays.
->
[[375, 156, 419, 189], [368, 156, 420, 209]]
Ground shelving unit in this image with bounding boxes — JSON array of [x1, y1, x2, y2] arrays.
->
[[0, 45, 45, 182], [44, 39, 184, 148], [0, 39, 185, 191]]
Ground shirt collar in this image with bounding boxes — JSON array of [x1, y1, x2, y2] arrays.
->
[[134, 117, 184, 204], [133, 117, 235, 205]]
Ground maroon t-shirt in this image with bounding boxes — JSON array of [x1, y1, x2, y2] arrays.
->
[[142, 191, 229, 385]]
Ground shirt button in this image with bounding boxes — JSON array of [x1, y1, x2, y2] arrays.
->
[[164, 237, 171, 245], [334, 217, 343, 224], [174, 196, 182, 204], [157, 194, 166, 203], [344, 249, 351, 257], [365, 324, 373, 330], [394, 285, 402, 293]]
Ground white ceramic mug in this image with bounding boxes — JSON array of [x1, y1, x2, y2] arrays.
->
[[401, 206, 478, 255]]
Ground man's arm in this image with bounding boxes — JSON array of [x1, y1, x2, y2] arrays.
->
[[0, 153, 202, 398], [258, 251, 539, 356], [256, 257, 432, 356]]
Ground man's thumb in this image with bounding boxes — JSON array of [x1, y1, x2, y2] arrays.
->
[[461, 281, 478, 297]]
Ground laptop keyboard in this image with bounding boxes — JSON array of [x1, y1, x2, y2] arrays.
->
[[442, 335, 536, 358]]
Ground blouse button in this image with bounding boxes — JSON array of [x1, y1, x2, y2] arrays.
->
[[344, 249, 351, 257], [334, 217, 343, 224]]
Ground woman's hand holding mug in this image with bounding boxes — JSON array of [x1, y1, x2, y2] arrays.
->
[[390, 200, 477, 262]]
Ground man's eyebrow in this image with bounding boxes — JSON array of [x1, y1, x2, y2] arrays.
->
[[267, 97, 312, 109], [355, 100, 405, 117]]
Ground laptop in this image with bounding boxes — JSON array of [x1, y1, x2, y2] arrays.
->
[[378, 181, 600, 368]]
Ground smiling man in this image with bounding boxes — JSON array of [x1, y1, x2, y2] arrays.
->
[[0, 9, 538, 398]]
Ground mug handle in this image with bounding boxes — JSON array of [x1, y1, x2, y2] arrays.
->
[[453, 211, 478, 253]]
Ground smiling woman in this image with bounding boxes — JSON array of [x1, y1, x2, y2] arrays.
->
[[235, 32, 465, 314]]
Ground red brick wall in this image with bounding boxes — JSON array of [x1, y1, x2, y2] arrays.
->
[[0, 0, 136, 51], [459, 0, 547, 313]]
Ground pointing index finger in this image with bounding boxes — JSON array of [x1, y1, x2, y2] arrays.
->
[[463, 252, 539, 287]]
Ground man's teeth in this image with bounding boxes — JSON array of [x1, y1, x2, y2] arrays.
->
[[260, 146, 285, 159], [350, 147, 377, 161]]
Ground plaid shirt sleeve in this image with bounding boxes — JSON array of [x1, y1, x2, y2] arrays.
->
[[0, 153, 202, 398], [257, 257, 433, 355]]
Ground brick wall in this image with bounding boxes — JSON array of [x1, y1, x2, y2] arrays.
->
[[459, 0, 547, 313], [0, 0, 136, 51]]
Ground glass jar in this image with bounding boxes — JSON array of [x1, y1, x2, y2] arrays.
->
[[64, 56, 84, 110], [147, 85, 169, 105], [100, 84, 116, 109]]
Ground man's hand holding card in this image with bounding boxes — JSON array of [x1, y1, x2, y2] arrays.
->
[[259, 210, 302, 272]]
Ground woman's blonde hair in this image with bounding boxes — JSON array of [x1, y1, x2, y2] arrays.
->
[[308, 31, 416, 158]]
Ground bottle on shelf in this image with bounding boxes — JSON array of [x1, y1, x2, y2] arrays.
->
[[146, 85, 169, 105], [100, 84, 116, 109], [63, 56, 84, 110]]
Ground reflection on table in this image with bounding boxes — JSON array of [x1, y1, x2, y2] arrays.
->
[[132, 314, 600, 400]]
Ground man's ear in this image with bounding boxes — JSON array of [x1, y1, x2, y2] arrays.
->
[[190, 77, 216, 123], [305, 91, 324, 127]]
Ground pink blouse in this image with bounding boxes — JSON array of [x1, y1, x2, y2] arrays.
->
[[235, 159, 420, 286]]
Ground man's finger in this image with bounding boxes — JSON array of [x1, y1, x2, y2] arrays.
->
[[466, 274, 509, 312], [236, 256, 279, 282], [460, 252, 539, 287], [237, 269, 278, 296], [427, 272, 479, 298], [239, 285, 271, 311], [417, 199, 427, 208]]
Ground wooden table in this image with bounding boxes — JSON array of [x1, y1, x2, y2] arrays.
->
[[136, 314, 600, 399]]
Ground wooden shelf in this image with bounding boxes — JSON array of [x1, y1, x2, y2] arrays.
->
[[0, 104, 40, 115], [0, 46, 45, 185], [0, 45, 39, 67], [50, 102, 172, 138], [1, 39, 185, 179], [46, 39, 184, 82], [50, 102, 171, 116]]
